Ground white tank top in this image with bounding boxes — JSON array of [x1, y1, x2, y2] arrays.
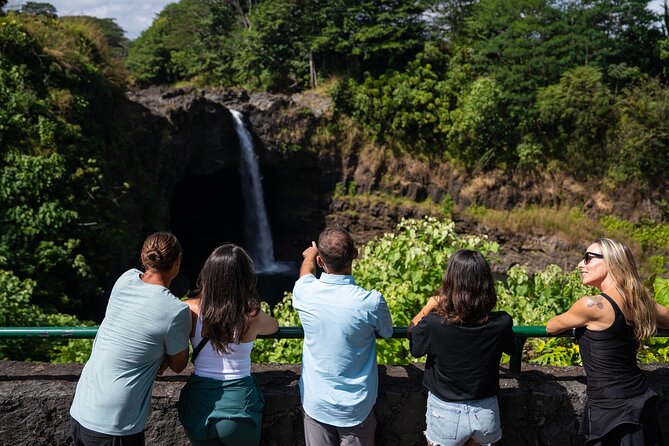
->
[[192, 316, 253, 380]]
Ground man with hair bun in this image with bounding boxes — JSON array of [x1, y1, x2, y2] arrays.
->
[[293, 226, 393, 446]]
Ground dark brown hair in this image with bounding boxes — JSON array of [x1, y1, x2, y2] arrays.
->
[[317, 226, 355, 272], [434, 249, 497, 324], [197, 244, 260, 353], [140, 232, 182, 272]]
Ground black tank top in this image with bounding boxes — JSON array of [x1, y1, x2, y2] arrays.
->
[[576, 293, 648, 398]]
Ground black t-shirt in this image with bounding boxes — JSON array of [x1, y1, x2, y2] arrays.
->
[[409, 311, 514, 402]]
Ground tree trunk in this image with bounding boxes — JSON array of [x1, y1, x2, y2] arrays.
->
[[310, 52, 318, 89]]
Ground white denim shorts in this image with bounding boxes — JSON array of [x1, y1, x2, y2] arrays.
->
[[425, 392, 502, 446]]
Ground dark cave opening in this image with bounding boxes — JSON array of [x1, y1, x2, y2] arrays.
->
[[169, 168, 299, 305], [169, 168, 245, 294]]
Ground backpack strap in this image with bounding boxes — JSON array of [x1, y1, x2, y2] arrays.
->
[[190, 336, 209, 363]]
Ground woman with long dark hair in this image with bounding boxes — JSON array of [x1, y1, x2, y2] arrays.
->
[[547, 238, 669, 445], [408, 249, 514, 446], [178, 244, 279, 446]]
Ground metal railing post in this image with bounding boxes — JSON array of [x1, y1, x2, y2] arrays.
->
[[510, 336, 526, 374]]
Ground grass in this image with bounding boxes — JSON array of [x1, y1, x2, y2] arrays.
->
[[466, 204, 668, 276], [465, 205, 613, 246], [335, 191, 445, 216]]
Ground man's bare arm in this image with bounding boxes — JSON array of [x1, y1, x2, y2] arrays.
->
[[299, 241, 318, 278]]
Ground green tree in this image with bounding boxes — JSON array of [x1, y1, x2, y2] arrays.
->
[[333, 44, 472, 156], [127, 0, 238, 86], [465, 0, 663, 123], [0, 152, 93, 314], [84, 17, 130, 59], [466, 0, 563, 116], [126, 23, 171, 85], [0, 15, 149, 331], [536, 65, 613, 170], [447, 76, 508, 167], [574, 0, 663, 76], [196, 0, 239, 84], [312, 0, 427, 78], [234, 0, 307, 90], [606, 78, 669, 186], [425, 0, 477, 40], [20, 1, 57, 17]]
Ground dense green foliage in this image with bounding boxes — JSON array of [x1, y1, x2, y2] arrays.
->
[[354, 218, 500, 363], [126, 0, 239, 86], [600, 216, 669, 275], [331, 0, 669, 188], [336, 48, 669, 185], [0, 14, 157, 361], [127, 0, 426, 89]]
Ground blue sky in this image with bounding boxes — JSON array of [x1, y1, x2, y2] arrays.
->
[[6, 0, 667, 41], [7, 0, 173, 39]]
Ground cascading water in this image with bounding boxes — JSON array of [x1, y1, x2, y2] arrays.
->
[[231, 109, 282, 273]]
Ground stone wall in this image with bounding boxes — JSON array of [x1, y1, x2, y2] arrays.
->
[[1, 360, 669, 446]]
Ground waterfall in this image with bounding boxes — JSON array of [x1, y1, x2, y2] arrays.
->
[[231, 109, 280, 273]]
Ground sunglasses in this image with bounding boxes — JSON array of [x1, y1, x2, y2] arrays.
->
[[582, 251, 604, 265]]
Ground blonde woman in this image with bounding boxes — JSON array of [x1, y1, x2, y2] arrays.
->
[[547, 238, 669, 446]]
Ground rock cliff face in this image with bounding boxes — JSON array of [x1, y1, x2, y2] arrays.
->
[[126, 86, 340, 282], [125, 86, 665, 278]]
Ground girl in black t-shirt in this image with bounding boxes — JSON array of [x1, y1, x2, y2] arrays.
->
[[408, 249, 514, 446]]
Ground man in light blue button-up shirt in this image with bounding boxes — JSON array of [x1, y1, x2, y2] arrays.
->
[[293, 226, 393, 446]]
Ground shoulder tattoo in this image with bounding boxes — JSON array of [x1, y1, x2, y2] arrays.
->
[[586, 295, 604, 309]]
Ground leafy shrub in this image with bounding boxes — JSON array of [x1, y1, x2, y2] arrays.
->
[[497, 265, 594, 366], [356, 218, 500, 364], [0, 269, 92, 362], [332, 46, 467, 156], [600, 216, 669, 275], [497, 265, 594, 326], [251, 296, 302, 364]]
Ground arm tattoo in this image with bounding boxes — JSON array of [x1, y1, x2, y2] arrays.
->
[[586, 295, 604, 309]]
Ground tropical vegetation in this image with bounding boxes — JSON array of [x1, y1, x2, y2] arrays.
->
[[1, 0, 668, 363]]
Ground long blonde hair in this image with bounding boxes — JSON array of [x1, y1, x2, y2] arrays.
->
[[596, 238, 656, 341]]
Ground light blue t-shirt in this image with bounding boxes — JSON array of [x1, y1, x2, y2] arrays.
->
[[70, 269, 191, 435], [293, 273, 393, 427]]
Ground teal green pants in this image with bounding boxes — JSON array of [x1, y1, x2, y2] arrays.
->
[[178, 374, 264, 446]]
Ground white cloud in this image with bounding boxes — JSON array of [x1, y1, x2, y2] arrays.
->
[[7, 0, 172, 39]]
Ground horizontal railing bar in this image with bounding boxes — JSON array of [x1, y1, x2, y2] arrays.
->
[[3, 326, 668, 375], [2, 326, 668, 339], [0, 327, 99, 338]]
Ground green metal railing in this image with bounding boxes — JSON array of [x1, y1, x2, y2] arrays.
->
[[2, 326, 668, 374]]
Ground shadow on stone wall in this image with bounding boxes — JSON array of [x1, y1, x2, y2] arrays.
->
[[2, 361, 669, 446]]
